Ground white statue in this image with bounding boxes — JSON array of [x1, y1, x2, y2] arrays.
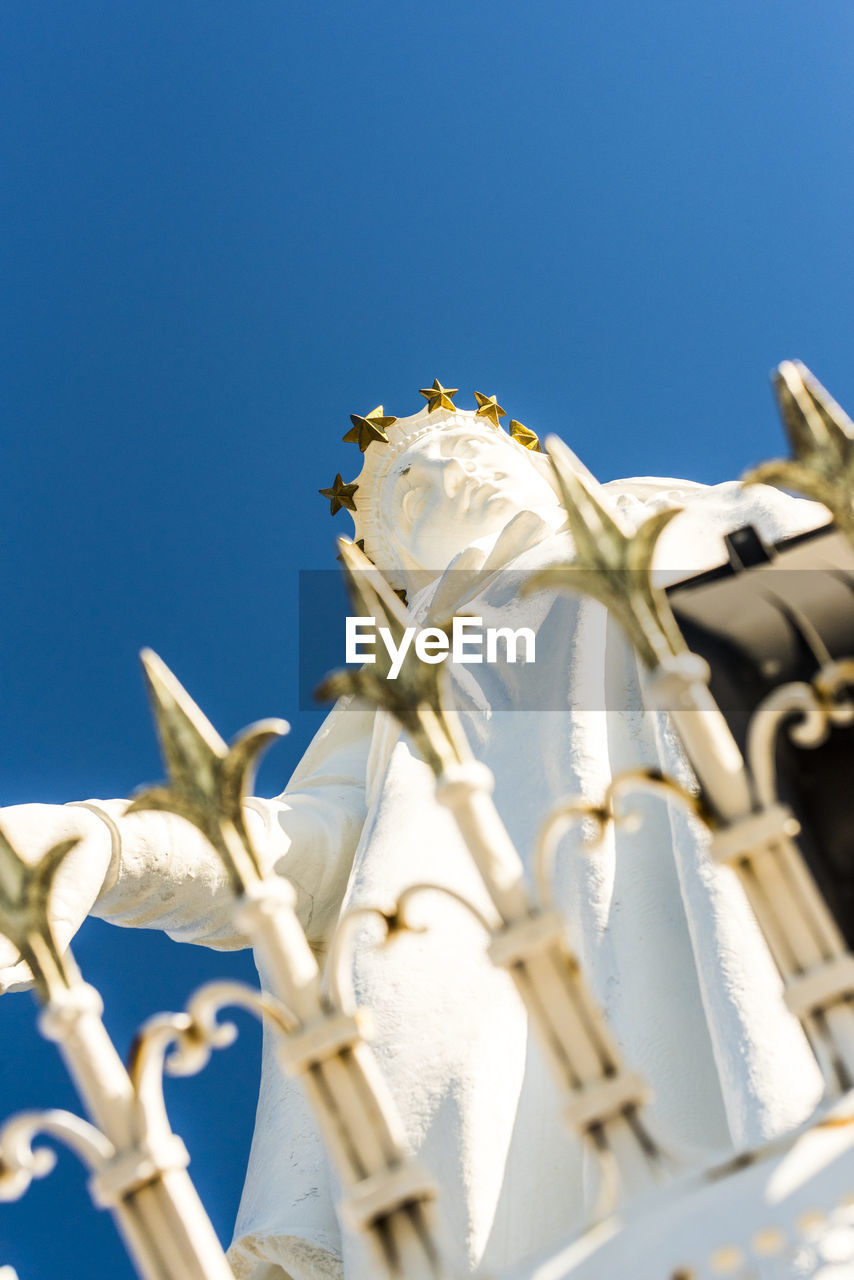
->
[[0, 396, 831, 1280]]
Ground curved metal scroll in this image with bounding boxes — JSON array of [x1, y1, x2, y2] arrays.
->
[[129, 980, 296, 1149], [327, 885, 497, 1015], [534, 767, 709, 910], [0, 1109, 115, 1203]]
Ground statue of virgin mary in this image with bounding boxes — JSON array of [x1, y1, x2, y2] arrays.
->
[[0, 391, 832, 1279]]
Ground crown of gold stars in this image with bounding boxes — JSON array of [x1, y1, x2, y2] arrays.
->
[[320, 383, 543, 520]]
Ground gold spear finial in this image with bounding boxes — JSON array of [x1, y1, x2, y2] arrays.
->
[[473, 391, 506, 427], [317, 540, 469, 775], [0, 823, 82, 999], [742, 360, 854, 544], [524, 436, 686, 670], [319, 474, 359, 515], [343, 406, 397, 452], [418, 379, 459, 413], [127, 649, 288, 894], [509, 419, 542, 451]]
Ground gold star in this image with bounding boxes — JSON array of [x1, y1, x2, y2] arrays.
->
[[509, 419, 542, 451], [418, 379, 459, 413], [343, 405, 397, 451], [473, 391, 506, 427], [319, 474, 359, 515]]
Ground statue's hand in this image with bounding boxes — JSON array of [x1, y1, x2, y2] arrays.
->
[[0, 950, 33, 993], [0, 804, 114, 995]]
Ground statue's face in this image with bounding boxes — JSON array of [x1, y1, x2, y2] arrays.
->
[[387, 427, 557, 570]]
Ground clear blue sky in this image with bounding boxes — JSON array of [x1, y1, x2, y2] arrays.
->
[[2, 3, 853, 1275]]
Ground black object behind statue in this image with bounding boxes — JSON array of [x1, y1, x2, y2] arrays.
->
[[667, 521, 854, 948]]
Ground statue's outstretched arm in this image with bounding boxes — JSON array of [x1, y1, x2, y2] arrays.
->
[[0, 701, 374, 990]]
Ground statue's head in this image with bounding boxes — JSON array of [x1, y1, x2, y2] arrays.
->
[[347, 404, 582, 589]]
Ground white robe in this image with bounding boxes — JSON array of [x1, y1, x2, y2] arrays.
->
[[48, 480, 832, 1279]]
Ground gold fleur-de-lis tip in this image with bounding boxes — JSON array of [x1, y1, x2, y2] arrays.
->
[[523, 436, 686, 670], [319, 474, 359, 515], [742, 360, 854, 543], [418, 380, 459, 413], [473, 391, 506, 427], [343, 405, 397, 451], [315, 538, 467, 775], [0, 821, 83, 995], [771, 360, 854, 463], [128, 649, 288, 892], [509, 419, 541, 450]]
